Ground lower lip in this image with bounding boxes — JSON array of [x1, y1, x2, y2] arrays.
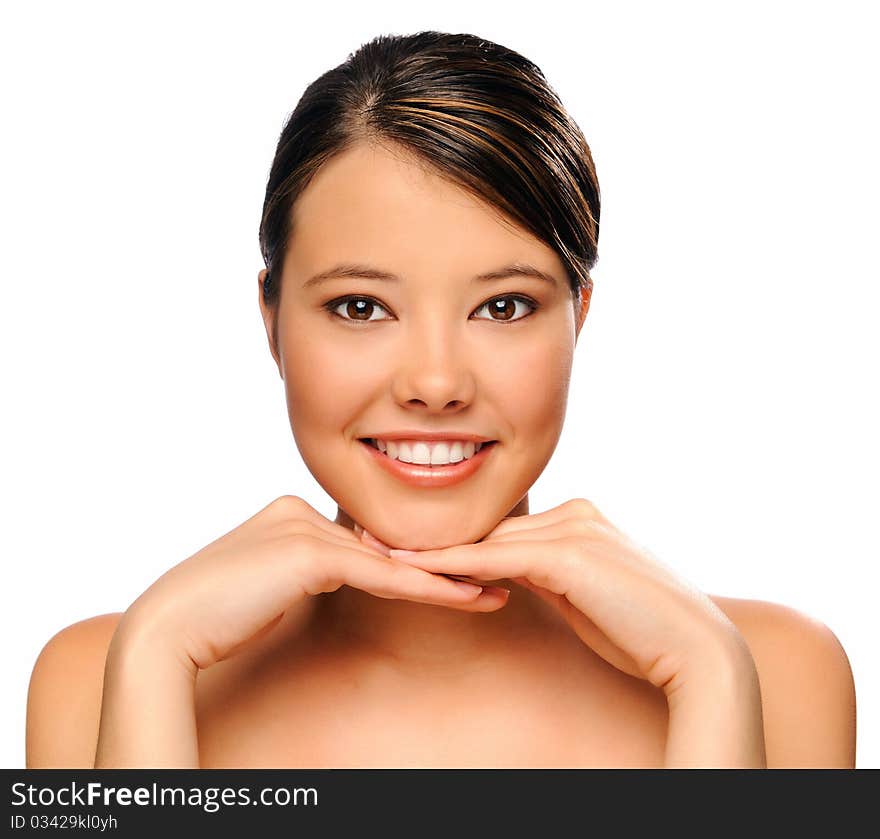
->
[[358, 440, 498, 488]]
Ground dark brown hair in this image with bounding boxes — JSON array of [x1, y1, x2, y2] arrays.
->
[[258, 31, 600, 312]]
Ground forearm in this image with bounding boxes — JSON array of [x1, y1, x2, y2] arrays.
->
[[94, 619, 200, 768], [664, 639, 767, 769]]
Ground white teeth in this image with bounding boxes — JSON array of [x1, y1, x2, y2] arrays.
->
[[429, 442, 450, 464], [448, 442, 464, 462], [370, 438, 490, 465], [411, 442, 430, 465]]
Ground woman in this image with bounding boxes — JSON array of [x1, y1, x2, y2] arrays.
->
[[26, 31, 855, 768]]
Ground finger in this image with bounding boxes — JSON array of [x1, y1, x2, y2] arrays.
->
[[441, 573, 493, 587], [483, 498, 607, 540], [389, 541, 568, 595], [262, 504, 393, 560], [322, 542, 511, 612], [510, 575, 542, 594], [264, 500, 508, 607], [286, 521, 494, 589], [293, 527, 498, 594], [266, 495, 367, 545], [512, 576, 565, 607], [480, 517, 607, 546], [357, 527, 500, 585], [274, 518, 391, 563]]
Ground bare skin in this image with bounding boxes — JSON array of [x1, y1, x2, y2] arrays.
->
[[25, 141, 857, 769], [197, 581, 674, 769], [26, 587, 855, 768]]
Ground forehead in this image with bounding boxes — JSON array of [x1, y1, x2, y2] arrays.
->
[[286, 141, 565, 283]]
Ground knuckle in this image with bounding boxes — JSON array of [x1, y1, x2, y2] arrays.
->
[[300, 535, 342, 592], [273, 494, 306, 513], [279, 532, 329, 588], [567, 497, 600, 518], [529, 559, 558, 590], [270, 495, 326, 527]]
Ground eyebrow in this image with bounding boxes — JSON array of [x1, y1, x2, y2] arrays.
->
[[302, 262, 560, 288]]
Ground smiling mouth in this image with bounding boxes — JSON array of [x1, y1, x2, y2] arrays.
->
[[357, 438, 498, 488], [358, 437, 498, 469]]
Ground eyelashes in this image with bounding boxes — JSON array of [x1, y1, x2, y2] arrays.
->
[[323, 294, 539, 325]]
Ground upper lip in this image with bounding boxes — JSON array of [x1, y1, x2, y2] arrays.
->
[[360, 431, 496, 443]]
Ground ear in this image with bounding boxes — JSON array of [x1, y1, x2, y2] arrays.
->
[[257, 268, 283, 378], [574, 284, 592, 340]]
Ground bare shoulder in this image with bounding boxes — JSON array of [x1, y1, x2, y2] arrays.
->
[[26, 612, 125, 768], [708, 594, 856, 768]]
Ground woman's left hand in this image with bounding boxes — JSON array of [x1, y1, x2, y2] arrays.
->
[[383, 498, 751, 699]]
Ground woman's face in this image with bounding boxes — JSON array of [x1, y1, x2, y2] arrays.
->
[[259, 141, 590, 550]]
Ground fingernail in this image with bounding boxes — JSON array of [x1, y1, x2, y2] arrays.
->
[[482, 586, 511, 597], [451, 579, 483, 595]]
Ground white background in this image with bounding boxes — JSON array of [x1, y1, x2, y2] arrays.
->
[[2, 1, 877, 768]]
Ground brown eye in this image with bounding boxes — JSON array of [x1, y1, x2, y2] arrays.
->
[[326, 296, 392, 322], [325, 294, 538, 324], [346, 299, 373, 320], [473, 295, 538, 323]]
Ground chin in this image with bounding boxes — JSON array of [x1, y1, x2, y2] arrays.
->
[[366, 509, 508, 551]]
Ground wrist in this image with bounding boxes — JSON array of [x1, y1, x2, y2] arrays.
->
[[673, 628, 758, 701], [664, 638, 766, 768], [111, 603, 198, 681], [96, 611, 200, 768]]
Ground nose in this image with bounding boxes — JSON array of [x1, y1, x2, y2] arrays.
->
[[389, 318, 477, 412]]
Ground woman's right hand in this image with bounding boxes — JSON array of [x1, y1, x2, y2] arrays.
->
[[117, 494, 509, 673]]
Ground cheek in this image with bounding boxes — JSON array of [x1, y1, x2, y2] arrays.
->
[[280, 326, 371, 440], [492, 335, 574, 444]]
